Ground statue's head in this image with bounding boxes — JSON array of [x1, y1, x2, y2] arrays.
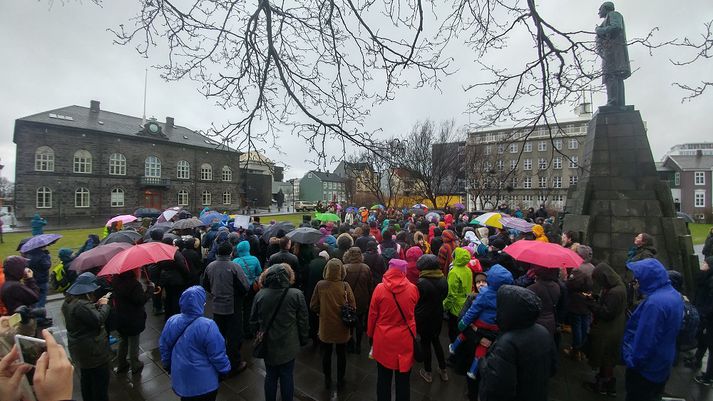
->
[[598, 1, 615, 18]]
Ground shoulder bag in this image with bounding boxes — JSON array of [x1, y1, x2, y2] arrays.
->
[[341, 282, 358, 327], [253, 287, 289, 359], [391, 292, 424, 362]]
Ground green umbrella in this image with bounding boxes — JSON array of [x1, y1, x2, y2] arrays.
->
[[315, 212, 341, 222]]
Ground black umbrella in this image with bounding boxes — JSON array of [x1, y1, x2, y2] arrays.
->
[[143, 223, 173, 241], [285, 227, 322, 244], [173, 218, 206, 230], [262, 222, 295, 242], [101, 230, 142, 245], [134, 208, 162, 219]]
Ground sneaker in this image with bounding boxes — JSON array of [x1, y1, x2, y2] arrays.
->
[[695, 375, 713, 386], [439, 368, 449, 382], [466, 370, 476, 380], [419, 368, 433, 383], [448, 343, 456, 355]]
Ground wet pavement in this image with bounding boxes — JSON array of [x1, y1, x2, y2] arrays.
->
[[44, 291, 712, 401]]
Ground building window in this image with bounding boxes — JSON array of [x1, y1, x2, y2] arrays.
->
[[109, 153, 126, 175], [200, 164, 213, 181], [552, 176, 562, 188], [36, 187, 52, 208], [523, 195, 533, 203], [177, 160, 190, 179], [202, 190, 212, 206], [695, 190, 705, 208], [497, 160, 504, 172], [554, 139, 562, 150], [510, 160, 517, 170], [553, 157, 562, 169], [538, 141, 547, 152], [510, 177, 518, 188], [524, 142, 532, 152], [568, 138, 579, 149], [539, 176, 548, 188], [523, 159, 532, 170], [674, 172, 680, 186], [553, 195, 564, 202], [570, 176, 578, 185], [178, 190, 189, 206], [485, 145, 491, 156], [223, 191, 232, 205], [75, 187, 90, 208], [523, 177, 532, 189], [35, 146, 55, 172], [145, 156, 161, 177], [484, 161, 493, 172], [538, 195, 547, 202], [111, 188, 125, 207], [73, 150, 92, 174], [569, 156, 578, 168], [222, 166, 232, 182], [538, 158, 548, 169], [695, 171, 705, 185], [509, 143, 518, 153], [497, 144, 504, 154]]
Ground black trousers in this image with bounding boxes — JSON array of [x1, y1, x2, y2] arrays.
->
[[181, 389, 218, 401], [214, 312, 242, 366], [164, 286, 185, 321], [420, 331, 446, 372], [321, 342, 346, 382], [80, 363, 110, 401], [376, 362, 410, 401], [625, 368, 666, 401], [447, 313, 459, 343]]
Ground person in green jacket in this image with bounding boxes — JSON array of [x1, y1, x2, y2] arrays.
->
[[443, 247, 473, 342]]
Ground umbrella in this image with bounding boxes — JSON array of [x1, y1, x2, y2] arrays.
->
[[105, 215, 138, 227], [370, 204, 385, 210], [315, 213, 340, 222], [70, 243, 133, 272], [173, 218, 206, 230], [346, 207, 358, 213], [200, 211, 225, 225], [453, 203, 465, 210], [335, 204, 343, 211], [412, 203, 429, 209], [16, 237, 32, 252], [500, 216, 535, 233], [503, 240, 583, 269], [286, 227, 323, 244], [262, 222, 295, 242], [409, 208, 426, 216], [134, 208, 162, 219], [425, 212, 440, 222], [101, 231, 142, 245], [20, 234, 63, 253], [470, 212, 503, 229], [98, 242, 179, 277], [157, 207, 182, 223], [143, 223, 174, 241]]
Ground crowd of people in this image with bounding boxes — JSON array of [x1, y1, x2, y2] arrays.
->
[[0, 205, 711, 401]]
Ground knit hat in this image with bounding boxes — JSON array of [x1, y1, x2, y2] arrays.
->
[[3, 256, 29, 280], [416, 254, 440, 271], [388, 258, 408, 273]]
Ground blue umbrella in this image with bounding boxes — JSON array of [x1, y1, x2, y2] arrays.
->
[[20, 234, 63, 253], [199, 211, 225, 225]]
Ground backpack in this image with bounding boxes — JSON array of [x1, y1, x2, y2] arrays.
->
[[678, 297, 700, 352]]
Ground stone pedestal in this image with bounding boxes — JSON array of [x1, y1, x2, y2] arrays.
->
[[563, 108, 698, 291]]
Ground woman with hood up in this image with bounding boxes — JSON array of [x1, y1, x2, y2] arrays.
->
[[233, 240, 263, 338], [306, 250, 329, 343], [405, 246, 424, 285], [0, 256, 39, 320], [343, 247, 373, 354], [532, 224, 549, 242], [250, 264, 309, 401], [443, 248, 473, 342], [30, 213, 47, 235], [368, 259, 419, 401], [331, 233, 354, 261], [414, 255, 449, 384], [310, 258, 356, 390], [161, 286, 231, 401], [436, 230, 458, 275], [413, 231, 430, 255], [364, 240, 387, 285]]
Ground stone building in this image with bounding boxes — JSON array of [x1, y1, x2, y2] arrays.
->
[[13, 100, 243, 227]]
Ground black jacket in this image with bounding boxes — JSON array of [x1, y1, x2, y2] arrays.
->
[[181, 248, 204, 285], [479, 285, 557, 401], [355, 235, 372, 253], [527, 279, 561, 336], [268, 250, 299, 272], [415, 272, 448, 336], [695, 269, 713, 319], [363, 249, 387, 284], [112, 273, 151, 336]]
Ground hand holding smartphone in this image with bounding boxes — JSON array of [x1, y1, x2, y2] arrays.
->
[[14, 334, 47, 367]]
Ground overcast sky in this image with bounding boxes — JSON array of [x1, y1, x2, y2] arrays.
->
[[1, 1, 711, 182]]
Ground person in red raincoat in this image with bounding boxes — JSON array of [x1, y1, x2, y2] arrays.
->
[[368, 259, 419, 401]]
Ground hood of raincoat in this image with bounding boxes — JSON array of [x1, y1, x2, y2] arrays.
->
[[405, 246, 423, 264], [236, 240, 251, 257], [486, 264, 514, 290], [324, 258, 346, 281], [592, 262, 623, 289], [324, 235, 337, 248], [263, 264, 293, 289], [496, 284, 542, 332], [452, 247, 471, 268], [667, 270, 683, 292], [532, 224, 545, 238], [337, 233, 354, 250], [58, 248, 74, 263], [626, 258, 671, 296], [382, 266, 412, 294], [343, 247, 363, 264], [179, 285, 206, 318], [3, 256, 29, 281], [442, 230, 456, 244]]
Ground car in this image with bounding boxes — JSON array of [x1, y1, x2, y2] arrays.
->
[[295, 201, 317, 212]]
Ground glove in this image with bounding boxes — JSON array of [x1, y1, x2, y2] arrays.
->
[[458, 320, 467, 332]]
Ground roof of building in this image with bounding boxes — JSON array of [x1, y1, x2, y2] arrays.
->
[[665, 155, 713, 171], [17, 104, 237, 152], [239, 151, 273, 164], [307, 170, 346, 182]]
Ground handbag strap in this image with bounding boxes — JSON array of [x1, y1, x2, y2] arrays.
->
[[264, 287, 289, 333], [169, 317, 199, 352], [391, 292, 416, 341]]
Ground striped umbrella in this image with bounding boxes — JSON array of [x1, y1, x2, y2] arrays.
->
[[470, 212, 503, 229]]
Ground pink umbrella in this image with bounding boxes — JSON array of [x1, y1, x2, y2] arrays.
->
[[105, 215, 137, 227], [98, 242, 178, 276], [70, 242, 133, 272], [503, 240, 583, 269]]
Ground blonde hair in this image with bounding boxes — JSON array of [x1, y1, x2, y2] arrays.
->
[[257, 263, 295, 288]]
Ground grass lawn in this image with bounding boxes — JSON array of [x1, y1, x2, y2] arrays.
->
[[690, 223, 712, 246], [0, 227, 105, 265]]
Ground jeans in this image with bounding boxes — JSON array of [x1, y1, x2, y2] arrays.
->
[[625, 368, 666, 401], [213, 313, 242, 366], [420, 332, 446, 372], [265, 359, 295, 401], [376, 362, 410, 401], [36, 282, 48, 308], [181, 389, 217, 401], [322, 342, 346, 382], [570, 313, 591, 349], [80, 363, 110, 401], [117, 333, 141, 370]]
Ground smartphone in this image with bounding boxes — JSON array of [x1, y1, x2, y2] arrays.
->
[[14, 334, 47, 367], [103, 292, 112, 299]]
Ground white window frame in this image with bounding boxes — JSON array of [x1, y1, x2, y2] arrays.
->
[[538, 158, 548, 170], [509, 143, 518, 153], [552, 176, 562, 188], [484, 145, 491, 156], [177, 160, 190, 180], [36, 187, 52, 208], [111, 187, 125, 207], [497, 144, 505, 154], [569, 156, 578, 169], [510, 177, 518, 188], [497, 160, 504, 172], [145, 156, 161, 178], [35, 146, 55, 172], [674, 172, 681, 186], [523, 177, 532, 189], [539, 176, 548, 188], [109, 153, 126, 176], [570, 176, 578, 185], [568, 138, 579, 150], [73, 150, 92, 174], [694, 190, 705, 208], [554, 139, 562, 150], [695, 171, 705, 186], [538, 141, 547, 152], [524, 142, 532, 152], [74, 187, 90, 208], [523, 159, 532, 171], [178, 190, 189, 206], [223, 191, 232, 205], [222, 166, 232, 182], [202, 190, 212, 206], [510, 160, 517, 170], [200, 164, 213, 181], [553, 157, 562, 169]]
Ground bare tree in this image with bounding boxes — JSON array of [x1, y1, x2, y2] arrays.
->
[[464, 142, 519, 210], [348, 140, 404, 207], [670, 20, 712, 101], [0, 177, 13, 199]]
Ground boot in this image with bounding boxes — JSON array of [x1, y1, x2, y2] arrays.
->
[[605, 377, 616, 397], [582, 374, 606, 395]]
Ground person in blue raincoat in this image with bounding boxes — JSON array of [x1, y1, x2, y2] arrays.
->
[[622, 258, 683, 401], [31, 213, 47, 235], [160, 286, 231, 401]]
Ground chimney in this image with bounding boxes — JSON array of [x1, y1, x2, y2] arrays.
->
[[697, 149, 703, 158], [166, 117, 175, 127], [90, 100, 100, 113]]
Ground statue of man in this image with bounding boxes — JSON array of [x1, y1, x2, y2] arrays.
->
[[596, 2, 631, 107]]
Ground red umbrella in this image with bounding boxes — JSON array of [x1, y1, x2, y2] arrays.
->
[[503, 240, 583, 269], [98, 242, 178, 276], [70, 242, 133, 272]]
